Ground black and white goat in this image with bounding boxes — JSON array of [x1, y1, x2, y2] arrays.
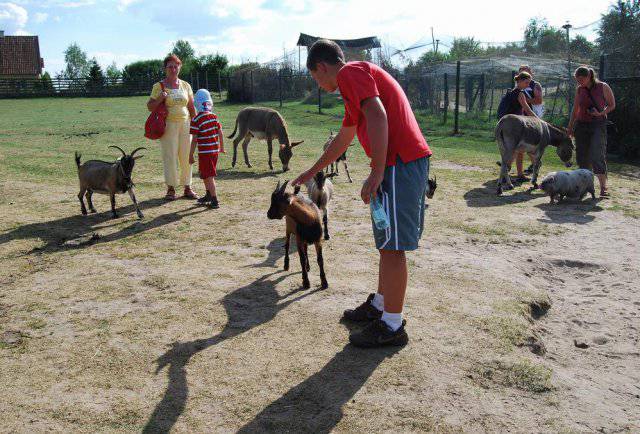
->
[[303, 171, 335, 240], [75, 146, 146, 219], [267, 180, 328, 289], [323, 131, 353, 183]]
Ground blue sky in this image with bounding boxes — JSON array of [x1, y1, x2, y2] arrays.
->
[[0, 0, 614, 75]]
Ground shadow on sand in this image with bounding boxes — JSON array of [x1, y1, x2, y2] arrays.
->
[[143, 270, 325, 433]]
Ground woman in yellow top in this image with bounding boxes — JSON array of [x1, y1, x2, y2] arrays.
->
[[147, 54, 199, 200]]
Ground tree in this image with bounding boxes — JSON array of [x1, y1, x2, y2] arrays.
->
[[570, 35, 596, 61], [417, 50, 449, 64], [192, 53, 229, 74], [105, 62, 121, 81], [170, 40, 195, 63], [87, 58, 105, 90], [122, 59, 164, 85], [448, 37, 483, 59], [39, 71, 53, 91], [524, 18, 565, 54], [63, 42, 89, 79]]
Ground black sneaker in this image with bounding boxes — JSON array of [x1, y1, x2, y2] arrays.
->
[[209, 197, 219, 209], [342, 293, 382, 322], [349, 319, 408, 348], [197, 191, 212, 205]]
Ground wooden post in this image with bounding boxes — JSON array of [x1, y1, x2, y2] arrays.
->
[[599, 54, 606, 81], [488, 76, 495, 120], [318, 86, 322, 114], [218, 71, 222, 99], [479, 73, 485, 111], [205, 70, 209, 90], [443, 73, 449, 125], [454, 61, 460, 134], [550, 81, 560, 118], [241, 72, 246, 102]]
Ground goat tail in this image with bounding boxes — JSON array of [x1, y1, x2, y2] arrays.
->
[[227, 115, 239, 139], [74, 151, 81, 169], [495, 125, 505, 167]]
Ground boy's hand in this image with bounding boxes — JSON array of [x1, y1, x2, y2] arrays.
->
[[361, 170, 384, 204], [189, 154, 195, 165], [292, 169, 315, 187], [220, 147, 226, 154]]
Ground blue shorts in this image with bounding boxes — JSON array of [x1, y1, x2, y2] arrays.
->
[[372, 156, 430, 251]]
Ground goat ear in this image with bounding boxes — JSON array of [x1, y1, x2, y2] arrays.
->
[[133, 155, 144, 160], [290, 140, 304, 147]]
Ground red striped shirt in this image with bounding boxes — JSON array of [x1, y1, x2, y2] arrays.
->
[[190, 112, 221, 154]]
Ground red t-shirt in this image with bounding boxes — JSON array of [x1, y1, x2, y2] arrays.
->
[[337, 61, 432, 166], [190, 112, 221, 154]]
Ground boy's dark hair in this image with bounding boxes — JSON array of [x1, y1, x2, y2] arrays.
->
[[306, 39, 345, 71]]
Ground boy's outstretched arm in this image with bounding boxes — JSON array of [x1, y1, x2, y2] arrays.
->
[[292, 125, 356, 186], [360, 96, 388, 204]]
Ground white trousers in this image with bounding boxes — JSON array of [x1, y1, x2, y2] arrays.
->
[[159, 119, 192, 188]]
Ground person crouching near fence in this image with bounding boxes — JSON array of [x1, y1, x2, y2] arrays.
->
[[293, 39, 432, 348], [189, 89, 224, 209], [147, 54, 199, 201], [567, 66, 616, 198]]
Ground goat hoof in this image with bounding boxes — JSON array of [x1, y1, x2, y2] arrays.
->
[[303, 281, 310, 289], [81, 210, 88, 216], [321, 282, 328, 289], [283, 264, 289, 271], [137, 213, 144, 219], [111, 214, 118, 219], [90, 209, 97, 213], [324, 235, 330, 240]]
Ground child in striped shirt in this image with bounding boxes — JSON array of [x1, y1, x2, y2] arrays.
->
[[189, 89, 224, 208]]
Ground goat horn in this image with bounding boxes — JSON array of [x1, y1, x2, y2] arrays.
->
[[290, 140, 304, 147], [280, 180, 289, 192], [109, 145, 126, 157], [274, 180, 281, 192], [130, 147, 147, 157]]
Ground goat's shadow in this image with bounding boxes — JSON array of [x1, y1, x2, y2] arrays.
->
[[535, 199, 604, 225], [237, 332, 401, 433], [464, 179, 542, 208], [0, 198, 205, 255], [248, 237, 296, 269], [143, 270, 323, 434]]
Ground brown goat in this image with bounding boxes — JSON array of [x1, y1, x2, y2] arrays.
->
[[267, 180, 328, 289]]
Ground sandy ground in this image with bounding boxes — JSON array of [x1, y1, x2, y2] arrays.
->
[[0, 157, 639, 433]]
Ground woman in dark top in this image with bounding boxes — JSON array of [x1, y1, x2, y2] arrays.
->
[[567, 66, 616, 197]]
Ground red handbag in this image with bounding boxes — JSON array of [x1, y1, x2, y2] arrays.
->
[[144, 82, 168, 140]]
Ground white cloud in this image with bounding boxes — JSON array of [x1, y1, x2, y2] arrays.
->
[[117, 0, 139, 12], [0, 2, 29, 34], [91, 51, 145, 69], [34, 11, 48, 23]]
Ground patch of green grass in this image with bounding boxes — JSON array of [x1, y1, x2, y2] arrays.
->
[[474, 358, 553, 393]]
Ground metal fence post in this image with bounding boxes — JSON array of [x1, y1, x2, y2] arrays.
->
[[443, 73, 449, 125], [278, 70, 283, 108], [454, 61, 460, 134]]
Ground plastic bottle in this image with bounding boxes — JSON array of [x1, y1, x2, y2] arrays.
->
[[370, 194, 390, 231]]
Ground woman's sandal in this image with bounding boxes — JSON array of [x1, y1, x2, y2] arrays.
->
[[164, 187, 177, 201]]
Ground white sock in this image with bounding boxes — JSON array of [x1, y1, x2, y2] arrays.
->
[[381, 311, 403, 332], [371, 293, 384, 312]]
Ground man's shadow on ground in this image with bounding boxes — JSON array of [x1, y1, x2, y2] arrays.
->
[[0, 198, 207, 254], [237, 336, 401, 433], [142, 270, 324, 434]]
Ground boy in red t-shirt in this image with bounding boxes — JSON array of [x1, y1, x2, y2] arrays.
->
[[293, 39, 433, 348], [189, 89, 224, 209]]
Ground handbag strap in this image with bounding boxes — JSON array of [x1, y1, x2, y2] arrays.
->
[[585, 84, 603, 112]]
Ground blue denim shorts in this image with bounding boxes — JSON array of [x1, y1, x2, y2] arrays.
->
[[371, 156, 430, 251]]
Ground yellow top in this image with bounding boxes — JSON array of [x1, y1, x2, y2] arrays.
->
[[150, 80, 193, 122]]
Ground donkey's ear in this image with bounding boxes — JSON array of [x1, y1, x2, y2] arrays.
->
[[290, 140, 304, 147]]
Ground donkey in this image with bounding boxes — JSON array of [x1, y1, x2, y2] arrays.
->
[[228, 107, 304, 172], [495, 114, 574, 195], [267, 180, 328, 289]]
